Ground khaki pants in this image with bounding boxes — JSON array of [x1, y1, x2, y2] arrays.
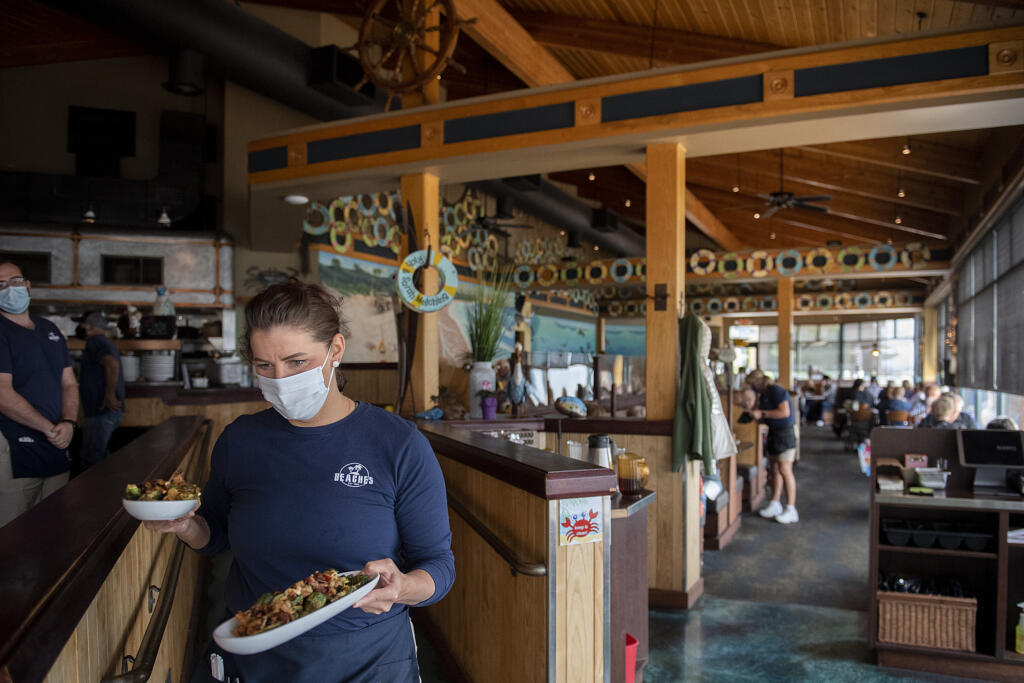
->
[[0, 432, 69, 529]]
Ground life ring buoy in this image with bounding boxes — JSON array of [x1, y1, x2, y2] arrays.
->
[[537, 264, 558, 287], [467, 247, 484, 271], [634, 260, 645, 280], [608, 301, 624, 316], [342, 200, 362, 227], [601, 285, 617, 299], [746, 250, 774, 278], [327, 197, 348, 226], [372, 216, 390, 247], [586, 262, 608, 284], [806, 248, 832, 273], [868, 244, 897, 271], [854, 292, 872, 308], [690, 300, 704, 314], [560, 262, 581, 286], [816, 294, 834, 309], [329, 222, 353, 253], [837, 247, 865, 273], [759, 298, 777, 311], [723, 297, 740, 313], [689, 249, 716, 275], [386, 226, 401, 255], [901, 242, 931, 268], [718, 252, 742, 278], [624, 301, 640, 316], [514, 264, 535, 288], [741, 296, 758, 312], [611, 258, 634, 282], [396, 249, 458, 313], [835, 293, 852, 309], [775, 249, 803, 277], [376, 192, 394, 216], [516, 240, 533, 263], [303, 202, 331, 236], [895, 292, 914, 306], [482, 249, 498, 272], [797, 295, 814, 311], [706, 298, 723, 314], [358, 194, 375, 216], [873, 291, 893, 307]]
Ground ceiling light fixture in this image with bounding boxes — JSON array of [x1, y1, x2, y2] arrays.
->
[[769, 232, 776, 240], [157, 207, 172, 226], [901, 141, 912, 155], [624, 199, 631, 208], [731, 184, 740, 193], [588, 172, 595, 181], [559, 230, 566, 236], [82, 204, 96, 224], [753, 212, 761, 219], [871, 346, 881, 357], [593, 245, 600, 251], [283, 194, 309, 206], [897, 187, 906, 198], [894, 216, 902, 225]]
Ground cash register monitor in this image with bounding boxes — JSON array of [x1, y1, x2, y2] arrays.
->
[[957, 429, 1024, 494]]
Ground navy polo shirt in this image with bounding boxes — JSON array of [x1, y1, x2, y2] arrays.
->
[[759, 383, 797, 455], [0, 315, 73, 477], [81, 334, 124, 417]]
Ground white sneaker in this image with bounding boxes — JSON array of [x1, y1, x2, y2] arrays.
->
[[775, 505, 799, 524], [759, 500, 783, 518]]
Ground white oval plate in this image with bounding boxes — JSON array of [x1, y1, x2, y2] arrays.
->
[[212, 571, 380, 655], [122, 498, 198, 521]]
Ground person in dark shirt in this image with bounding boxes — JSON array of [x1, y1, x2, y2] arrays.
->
[[75, 311, 124, 469], [747, 369, 799, 524], [918, 395, 956, 429], [0, 261, 79, 528], [143, 279, 454, 682]]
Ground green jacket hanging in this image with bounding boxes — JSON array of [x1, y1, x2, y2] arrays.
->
[[672, 313, 715, 473]]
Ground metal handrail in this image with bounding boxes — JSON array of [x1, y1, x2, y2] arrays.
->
[[446, 493, 546, 577], [102, 419, 213, 683], [101, 540, 185, 683]]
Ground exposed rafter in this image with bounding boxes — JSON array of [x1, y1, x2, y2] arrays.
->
[[451, 0, 574, 87], [686, 152, 964, 217], [508, 9, 782, 65], [797, 138, 983, 185]]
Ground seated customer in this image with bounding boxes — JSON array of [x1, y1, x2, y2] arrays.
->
[[917, 395, 956, 429], [851, 378, 874, 407], [949, 393, 978, 429], [887, 387, 911, 412], [986, 417, 1019, 430], [909, 384, 937, 420], [876, 387, 893, 425]]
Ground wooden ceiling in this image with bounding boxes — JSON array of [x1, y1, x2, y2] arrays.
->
[[3, 0, 1023, 275]]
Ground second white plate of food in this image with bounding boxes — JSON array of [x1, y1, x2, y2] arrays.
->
[[212, 571, 379, 655]]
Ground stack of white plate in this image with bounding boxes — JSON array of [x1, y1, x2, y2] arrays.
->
[[121, 354, 140, 382], [141, 351, 176, 382]]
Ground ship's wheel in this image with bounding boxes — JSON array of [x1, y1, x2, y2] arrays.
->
[[354, 0, 472, 110]]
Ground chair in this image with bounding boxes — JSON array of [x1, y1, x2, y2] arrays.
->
[[846, 405, 876, 449], [886, 410, 910, 427]]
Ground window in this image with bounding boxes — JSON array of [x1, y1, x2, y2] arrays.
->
[[0, 251, 50, 284], [956, 190, 1024, 395], [101, 256, 163, 286]]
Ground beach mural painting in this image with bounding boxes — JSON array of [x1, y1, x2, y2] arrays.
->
[[317, 250, 515, 367]]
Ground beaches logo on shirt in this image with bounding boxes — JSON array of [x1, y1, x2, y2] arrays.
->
[[335, 462, 374, 487], [48, 332, 60, 342]]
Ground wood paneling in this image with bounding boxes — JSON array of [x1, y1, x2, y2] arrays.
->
[[778, 277, 794, 388], [555, 525, 605, 683], [44, 430, 207, 682], [342, 367, 398, 406], [426, 455, 549, 683]]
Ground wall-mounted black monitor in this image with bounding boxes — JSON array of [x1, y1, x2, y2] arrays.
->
[[957, 430, 1024, 469]]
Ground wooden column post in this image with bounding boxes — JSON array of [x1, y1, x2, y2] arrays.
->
[[777, 277, 794, 389], [400, 173, 440, 413], [921, 307, 938, 383], [645, 143, 703, 606]]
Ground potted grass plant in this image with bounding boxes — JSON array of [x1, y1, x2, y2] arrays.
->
[[465, 268, 512, 419]]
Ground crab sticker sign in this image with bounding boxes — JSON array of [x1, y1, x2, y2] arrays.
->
[[558, 496, 603, 546]]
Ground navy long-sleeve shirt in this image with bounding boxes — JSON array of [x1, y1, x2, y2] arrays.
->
[[196, 402, 454, 633]]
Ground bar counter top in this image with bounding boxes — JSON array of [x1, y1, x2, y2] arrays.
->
[[126, 383, 264, 405]]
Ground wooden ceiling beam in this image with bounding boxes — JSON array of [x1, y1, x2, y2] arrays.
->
[[684, 174, 952, 240], [687, 152, 963, 217], [797, 138, 983, 185], [508, 9, 783, 65], [451, 0, 574, 87]]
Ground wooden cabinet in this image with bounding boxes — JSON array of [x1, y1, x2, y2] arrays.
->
[[869, 428, 1024, 682]]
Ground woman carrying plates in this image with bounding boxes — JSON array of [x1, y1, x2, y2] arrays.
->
[[143, 279, 454, 682]]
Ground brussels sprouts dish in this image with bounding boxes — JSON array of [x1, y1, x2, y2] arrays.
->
[[234, 570, 374, 636], [124, 471, 201, 501]]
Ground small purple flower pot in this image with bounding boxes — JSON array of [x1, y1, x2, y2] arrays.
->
[[480, 396, 498, 420]]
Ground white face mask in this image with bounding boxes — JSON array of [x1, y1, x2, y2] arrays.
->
[[255, 347, 336, 422]]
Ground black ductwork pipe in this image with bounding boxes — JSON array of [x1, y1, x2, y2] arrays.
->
[[469, 178, 645, 257], [39, 0, 382, 120]]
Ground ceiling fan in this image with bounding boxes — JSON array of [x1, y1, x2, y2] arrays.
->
[[467, 195, 533, 238], [758, 149, 832, 219]]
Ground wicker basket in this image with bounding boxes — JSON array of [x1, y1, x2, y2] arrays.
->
[[877, 591, 977, 652]]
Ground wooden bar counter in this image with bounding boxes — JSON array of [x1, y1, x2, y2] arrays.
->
[[415, 422, 616, 683], [0, 416, 210, 682]]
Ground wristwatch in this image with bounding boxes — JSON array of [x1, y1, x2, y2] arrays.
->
[[58, 419, 77, 430]]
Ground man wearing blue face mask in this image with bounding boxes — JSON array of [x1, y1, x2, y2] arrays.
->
[[0, 261, 79, 528]]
